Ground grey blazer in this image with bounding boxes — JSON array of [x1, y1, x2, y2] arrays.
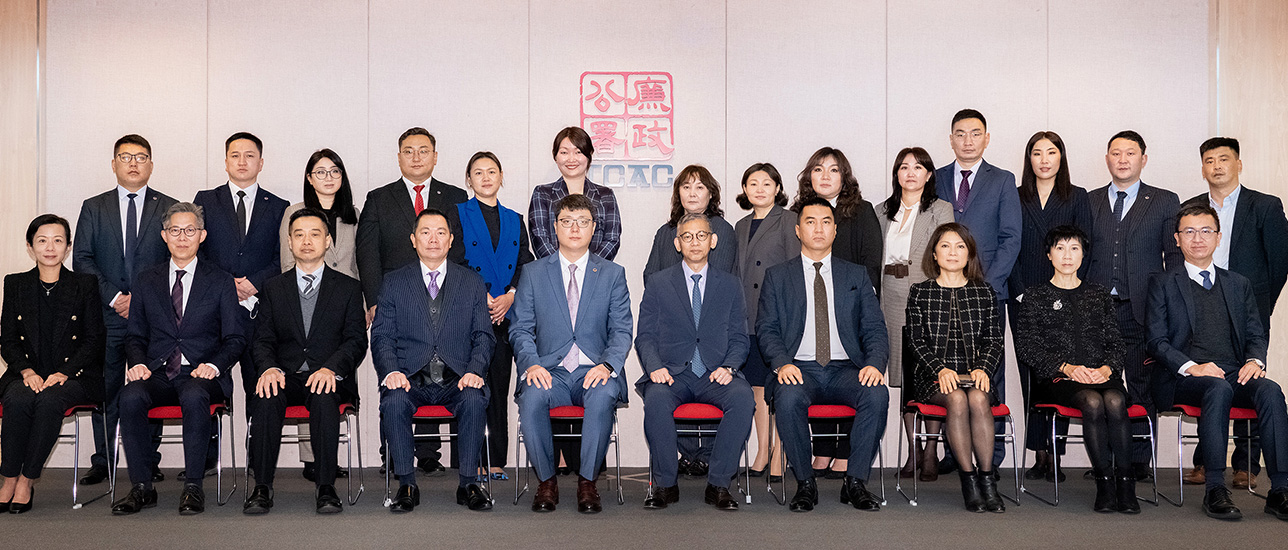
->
[[733, 205, 799, 328], [279, 202, 360, 280], [876, 198, 955, 282]]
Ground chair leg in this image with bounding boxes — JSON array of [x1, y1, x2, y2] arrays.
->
[[613, 413, 624, 505], [71, 414, 81, 508], [765, 412, 786, 505], [218, 410, 238, 506], [512, 424, 526, 505], [1157, 414, 1185, 507], [1003, 415, 1021, 506]]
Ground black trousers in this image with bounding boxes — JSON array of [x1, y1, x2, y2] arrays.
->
[[0, 379, 93, 479], [1115, 300, 1154, 464], [90, 323, 161, 469], [119, 372, 225, 487], [249, 372, 347, 487], [1174, 371, 1288, 481], [484, 321, 514, 468]]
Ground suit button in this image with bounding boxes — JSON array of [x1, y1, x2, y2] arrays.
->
[[753, 283, 758, 289], [475, 267, 481, 271], [72, 335, 77, 340], [71, 315, 77, 320], [756, 261, 761, 266], [696, 338, 701, 343], [65, 357, 70, 362], [472, 241, 478, 246], [508, 264, 513, 269]]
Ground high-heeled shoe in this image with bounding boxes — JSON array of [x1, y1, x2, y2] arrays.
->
[[748, 467, 767, 478], [898, 462, 917, 479], [10, 488, 33, 514], [0, 499, 10, 513]]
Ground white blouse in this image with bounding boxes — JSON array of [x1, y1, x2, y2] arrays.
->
[[884, 202, 919, 265]]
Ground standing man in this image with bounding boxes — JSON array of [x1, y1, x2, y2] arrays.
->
[[243, 209, 368, 515], [73, 134, 176, 486], [110, 203, 245, 516], [510, 194, 633, 514], [371, 208, 495, 513], [357, 127, 468, 474], [759, 198, 889, 513], [934, 108, 1021, 471], [1086, 130, 1182, 478], [636, 213, 753, 511], [1180, 137, 1288, 489]]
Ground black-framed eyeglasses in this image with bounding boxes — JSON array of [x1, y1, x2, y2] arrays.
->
[[557, 218, 593, 229], [310, 167, 342, 179], [116, 152, 150, 164], [678, 231, 711, 243], [166, 227, 200, 237]]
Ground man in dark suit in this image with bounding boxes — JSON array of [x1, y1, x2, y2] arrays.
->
[[636, 213, 753, 511], [1087, 130, 1182, 477], [110, 202, 245, 516], [372, 208, 495, 513], [73, 134, 176, 485], [357, 127, 467, 473], [1180, 137, 1288, 489], [511, 194, 633, 514], [759, 197, 889, 513], [1147, 203, 1288, 521], [242, 209, 368, 515], [934, 109, 1020, 471]]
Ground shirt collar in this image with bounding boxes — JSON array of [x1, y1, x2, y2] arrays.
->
[[1184, 260, 1216, 285], [117, 185, 148, 200], [230, 181, 259, 201], [169, 256, 197, 275], [954, 159, 982, 174], [681, 261, 709, 281], [801, 253, 832, 273], [1210, 184, 1242, 210], [420, 259, 448, 283], [296, 264, 325, 283], [1109, 180, 1141, 201], [558, 250, 590, 273], [403, 176, 431, 191]]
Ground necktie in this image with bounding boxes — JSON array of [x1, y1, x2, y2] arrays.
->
[[1201, 270, 1213, 290], [236, 190, 248, 241], [956, 170, 972, 212], [427, 271, 439, 299], [814, 262, 830, 366], [690, 274, 705, 377], [167, 269, 186, 379], [302, 273, 317, 299], [125, 193, 138, 279], [562, 264, 580, 372], [413, 185, 425, 215], [1113, 191, 1127, 222]]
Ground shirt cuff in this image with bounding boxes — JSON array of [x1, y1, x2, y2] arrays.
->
[[1179, 361, 1197, 376], [110, 291, 124, 308], [381, 371, 398, 386]]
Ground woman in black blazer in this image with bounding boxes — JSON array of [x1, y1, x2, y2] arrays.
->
[[0, 215, 105, 513], [1008, 131, 1093, 481], [643, 164, 738, 279], [733, 163, 798, 479], [906, 223, 1005, 513]]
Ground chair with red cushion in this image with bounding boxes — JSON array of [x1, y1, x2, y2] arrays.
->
[[1164, 404, 1261, 506], [1022, 402, 1159, 506], [243, 403, 364, 505], [643, 403, 752, 505], [111, 402, 237, 505], [513, 405, 624, 506], [381, 405, 493, 507], [766, 404, 887, 506], [0, 403, 110, 509]]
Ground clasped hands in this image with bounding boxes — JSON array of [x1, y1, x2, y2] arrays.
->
[[20, 369, 67, 393], [938, 368, 990, 394]]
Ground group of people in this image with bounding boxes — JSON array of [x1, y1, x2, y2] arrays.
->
[[1, 109, 1286, 523]]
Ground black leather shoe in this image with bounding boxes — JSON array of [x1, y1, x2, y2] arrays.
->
[[80, 465, 110, 486], [978, 470, 1004, 513], [316, 485, 342, 514], [389, 484, 420, 513], [678, 458, 695, 477], [456, 483, 493, 511], [840, 476, 880, 511], [788, 478, 818, 512], [959, 470, 985, 513], [111, 484, 158, 515], [242, 484, 273, 515], [0, 499, 9, 513], [644, 485, 679, 509], [303, 462, 317, 482], [1115, 467, 1140, 514], [8, 489, 33, 514], [704, 483, 738, 511], [178, 483, 205, 515], [417, 458, 446, 477], [1203, 486, 1242, 520], [688, 460, 710, 477], [1265, 489, 1288, 521], [151, 466, 165, 483]]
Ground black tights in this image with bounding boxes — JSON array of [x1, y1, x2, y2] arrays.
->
[[1068, 388, 1131, 473], [927, 388, 994, 472]]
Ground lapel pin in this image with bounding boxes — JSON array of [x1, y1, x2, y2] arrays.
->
[[592, 268, 598, 273], [1053, 300, 1062, 311]]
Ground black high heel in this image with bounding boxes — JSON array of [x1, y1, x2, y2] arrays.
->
[[10, 488, 33, 514]]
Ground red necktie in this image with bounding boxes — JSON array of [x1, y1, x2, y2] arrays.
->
[[413, 185, 425, 215]]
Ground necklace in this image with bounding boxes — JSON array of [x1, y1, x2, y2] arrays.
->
[[40, 280, 58, 296]]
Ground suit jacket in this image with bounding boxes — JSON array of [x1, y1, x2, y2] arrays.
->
[[1086, 182, 1182, 324], [124, 260, 245, 396], [1008, 186, 1093, 299], [1182, 187, 1288, 326], [1146, 266, 1267, 409], [0, 268, 105, 398], [356, 178, 467, 305], [935, 160, 1022, 299], [73, 187, 177, 327], [193, 183, 290, 292], [755, 255, 889, 372], [734, 205, 800, 328], [252, 266, 367, 401], [509, 252, 633, 400], [876, 198, 956, 283], [370, 261, 494, 382], [831, 199, 885, 295], [279, 202, 360, 280], [634, 263, 749, 391]]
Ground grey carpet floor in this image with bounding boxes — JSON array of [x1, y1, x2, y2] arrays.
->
[[7, 467, 1283, 549]]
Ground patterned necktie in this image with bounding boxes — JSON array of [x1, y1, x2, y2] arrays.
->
[[956, 170, 972, 212], [167, 269, 186, 379], [814, 262, 830, 366], [427, 271, 439, 299], [1201, 270, 1213, 290], [302, 273, 317, 299], [690, 274, 705, 377], [125, 193, 138, 279], [562, 264, 580, 372], [235, 190, 248, 241], [1113, 191, 1127, 222], [413, 185, 425, 215]]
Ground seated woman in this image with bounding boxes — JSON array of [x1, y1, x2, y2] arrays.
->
[[0, 214, 105, 513], [1014, 225, 1137, 514], [906, 223, 1004, 513]]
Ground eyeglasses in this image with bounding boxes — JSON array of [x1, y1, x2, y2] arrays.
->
[[678, 231, 711, 243], [1178, 227, 1219, 239], [557, 218, 593, 229], [116, 153, 150, 164], [310, 167, 342, 179], [166, 227, 201, 237], [400, 148, 435, 157], [952, 130, 984, 140]]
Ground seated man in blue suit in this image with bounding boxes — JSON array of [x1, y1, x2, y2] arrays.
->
[[759, 197, 889, 513], [636, 213, 753, 511], [110, 202, 245, 516], [371, 208, 495, 513], [510, 194, 633, 514], [1147, 203, 1288, 521]]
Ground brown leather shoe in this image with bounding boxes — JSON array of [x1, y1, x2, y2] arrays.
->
[[1233, 470, 1258, 490], [577, 476, 602, 514], [1183, 466, 1205, 485], [532, 477, 558, 512]]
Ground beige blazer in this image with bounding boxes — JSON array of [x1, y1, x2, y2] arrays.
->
[[279, 202, 360, 280], [876, 198, 955, 281]]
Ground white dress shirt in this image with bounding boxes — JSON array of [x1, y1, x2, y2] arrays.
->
[[110, 185, 150, 307], [403, 177, 431, 209], [557, 250, 594, 366], [1209, 185, 1241, 270], [795, 254, 847, 363], [167, 257, 217, 374]]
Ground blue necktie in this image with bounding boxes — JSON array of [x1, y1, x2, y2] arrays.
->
[[1113, 191, 1127, 222], [690, 274, 705, 377], [1201, 270, 1213, 290]]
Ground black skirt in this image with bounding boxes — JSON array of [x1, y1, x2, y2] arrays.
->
[[1035, 376, 1126, 406]]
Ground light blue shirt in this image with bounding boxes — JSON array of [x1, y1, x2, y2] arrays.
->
[[1106, 180, 1142, 219], [295, 264, 324, 294], [682, 262, 709, 306], [1209, 185, 1241, 269]]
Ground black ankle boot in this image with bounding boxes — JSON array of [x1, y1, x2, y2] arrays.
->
[[978, 470, 1004, 513], [959, 470, 984, 513], [1093, 470, 1117, 513], [1115, 467, 1140, 514]]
